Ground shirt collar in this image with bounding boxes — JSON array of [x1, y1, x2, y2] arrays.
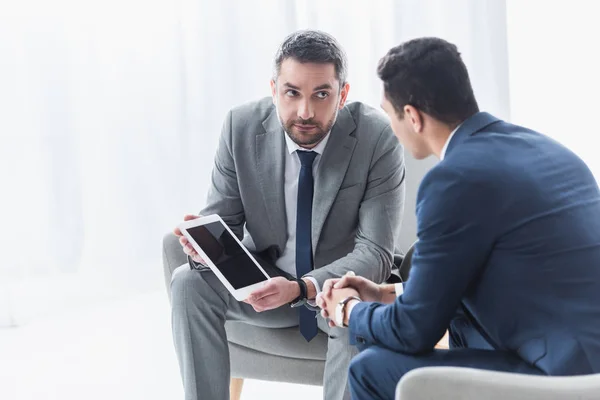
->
[[440, 123, 462, 160]]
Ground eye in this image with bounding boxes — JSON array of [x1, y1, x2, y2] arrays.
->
[[285, 89, 299, 97], [315, 91, 329, 99]]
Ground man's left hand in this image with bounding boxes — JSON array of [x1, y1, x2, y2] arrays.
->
[[246, 277, 299, 312], [316, 287, 360, 328]]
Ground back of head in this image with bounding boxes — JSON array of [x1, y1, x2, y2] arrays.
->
[[274, 29, 348, 85], [377, 37, 479, 125]]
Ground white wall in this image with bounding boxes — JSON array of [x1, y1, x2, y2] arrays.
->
[[507, 0, 600, 178]]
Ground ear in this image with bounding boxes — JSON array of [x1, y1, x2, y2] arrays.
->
[[338, 82, 350, 109], [270, 80, 277, 105], [404, 105, 423, 134]]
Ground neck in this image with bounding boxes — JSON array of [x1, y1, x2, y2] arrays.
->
[[428, 120, 462, 159], [429, 130, 452, 159]]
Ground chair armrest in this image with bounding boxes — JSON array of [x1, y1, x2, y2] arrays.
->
[[162, 232, 189, 301], [396, 367, 600, 400]]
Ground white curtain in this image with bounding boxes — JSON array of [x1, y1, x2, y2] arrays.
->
[[0, 0, 509, 325]]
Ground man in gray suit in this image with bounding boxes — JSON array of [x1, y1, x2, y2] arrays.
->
[[170, 30, 405, 400]]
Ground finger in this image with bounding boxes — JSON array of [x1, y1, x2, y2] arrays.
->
[[334, 275, 359, 289], [253, 295, 278, 311], [316, 294, 330, 309], [174, 215, 200, 236], [328, 320, 337, 328], [321, 280, 333, 295], [333, 276, 348, 289], [246, 298, 264, 312], [249, 283, 276, 301], [251, 294, 280, 312], [315, 293, 323, 307], [252, 304, 263, 313], [183, 243, 197, 256], [192, 255, 205, 264], [322, 279, 339, 296], [180, 238, 198, 257], [321, 309, 328, 319], [184, 249, 201, 263]]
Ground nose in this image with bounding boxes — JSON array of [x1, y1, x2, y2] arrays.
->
[[297, 99, 314, 121]]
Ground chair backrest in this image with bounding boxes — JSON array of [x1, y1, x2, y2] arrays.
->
[[398, 153, 435, 251], [398, 241, 416, 281]]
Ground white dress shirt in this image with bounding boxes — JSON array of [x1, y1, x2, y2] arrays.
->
[[275, 131, 331, 296], [440, 123, 462, 160]]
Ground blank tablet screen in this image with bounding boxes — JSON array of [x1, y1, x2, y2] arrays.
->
[[186, 221, 267, 289]]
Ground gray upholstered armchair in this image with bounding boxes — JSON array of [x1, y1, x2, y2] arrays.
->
[[162, 232, 329, 399], [396, 367, 600, 400]]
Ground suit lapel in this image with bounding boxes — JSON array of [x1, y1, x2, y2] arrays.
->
[[257, 109, 287, 253], [312, 107, 357, 253]]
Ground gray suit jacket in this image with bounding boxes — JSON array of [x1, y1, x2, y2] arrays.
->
[[200, 97, 405, 287]]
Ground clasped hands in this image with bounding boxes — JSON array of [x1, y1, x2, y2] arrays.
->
[[316, 272, 384, 328]]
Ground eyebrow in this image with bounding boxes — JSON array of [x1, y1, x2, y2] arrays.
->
[[313, 84, 333, 91], [283, 82, 333, 91], [283, 83, 301, 90]]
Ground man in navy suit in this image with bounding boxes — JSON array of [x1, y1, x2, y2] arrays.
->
[[317, 37, 600, 400]]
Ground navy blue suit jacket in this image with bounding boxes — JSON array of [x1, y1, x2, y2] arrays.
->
[[350, 112, 600, 375]]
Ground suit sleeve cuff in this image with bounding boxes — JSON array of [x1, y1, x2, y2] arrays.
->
[[188, 255, 208, 270], [348, 301, 379, 347]]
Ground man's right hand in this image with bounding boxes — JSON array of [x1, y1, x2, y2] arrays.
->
[[174, 214, 206, 264]]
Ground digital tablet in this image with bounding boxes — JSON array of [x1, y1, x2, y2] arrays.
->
[[178, 214, 270, 301]]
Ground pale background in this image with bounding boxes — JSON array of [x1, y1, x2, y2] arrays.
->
[[1, 0, 598, 398]]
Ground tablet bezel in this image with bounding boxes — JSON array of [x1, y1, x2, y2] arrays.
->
[[178, 214, 270, 301]]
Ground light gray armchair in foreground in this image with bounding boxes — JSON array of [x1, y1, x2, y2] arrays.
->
[[396, 367, 600, 400]]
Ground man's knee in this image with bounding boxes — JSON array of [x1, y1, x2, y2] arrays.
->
[[170, 266, 202, 294], [349, 346, 378, 378], [349, 347, 404, 400], [170, 266, 228, 305], [348, 346, 383, 393]]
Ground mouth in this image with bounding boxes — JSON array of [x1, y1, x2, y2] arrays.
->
[[294, 124, 317, 132]]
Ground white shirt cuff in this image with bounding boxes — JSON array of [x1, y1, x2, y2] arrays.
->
[[347, 298, 360, 321], [395, 282, 404, 297], [348, 283, 402, 320], [304, 277, 321, 306]]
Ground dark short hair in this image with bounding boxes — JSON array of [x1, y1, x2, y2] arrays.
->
[[377, 37, 479, 124], [274, 30, 348, 85]]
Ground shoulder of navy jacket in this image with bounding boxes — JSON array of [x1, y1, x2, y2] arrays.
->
[[445, 112, 502, 157]]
